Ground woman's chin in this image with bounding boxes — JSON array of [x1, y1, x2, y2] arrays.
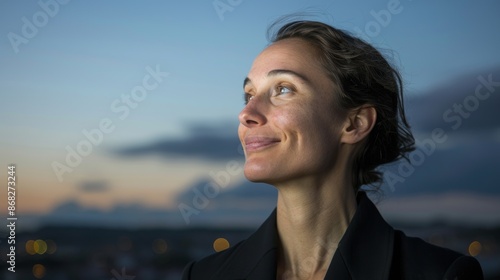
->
[[243, 163, 273, 183]]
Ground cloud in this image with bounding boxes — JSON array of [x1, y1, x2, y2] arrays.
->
[[374, 66, 500, 199], [407, 66, 500, 134], [378, 138, 500, 198], [113, 121, 244, 161]]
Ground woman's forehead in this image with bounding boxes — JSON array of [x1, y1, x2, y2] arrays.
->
[[247, 38, 333, 90], [250, 40, 317, 74], [257, 38, 317, 65]]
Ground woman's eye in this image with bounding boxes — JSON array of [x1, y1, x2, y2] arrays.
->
[[277, 86, 292, 95], [243, 93, 253, 105]]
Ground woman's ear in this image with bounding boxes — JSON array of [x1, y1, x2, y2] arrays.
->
[[341, 106, 377, 144]]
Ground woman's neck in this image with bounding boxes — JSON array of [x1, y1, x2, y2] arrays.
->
[[275, 175, 357, 279]]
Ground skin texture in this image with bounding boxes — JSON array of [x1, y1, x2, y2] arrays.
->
[[238, 38, 377, 279]]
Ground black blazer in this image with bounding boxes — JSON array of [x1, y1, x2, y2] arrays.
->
[[182, 192, 483, 279]]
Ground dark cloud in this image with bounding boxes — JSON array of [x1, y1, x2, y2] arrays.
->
[[381, 67, 500, 199], [379, 138, 500, 198], [406, 66, 500, 134], [113, 121, 244, 161]]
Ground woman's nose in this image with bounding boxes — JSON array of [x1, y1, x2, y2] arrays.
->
[[238, 96, 267, 128]]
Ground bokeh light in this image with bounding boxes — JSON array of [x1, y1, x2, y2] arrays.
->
[[152, 238, 168, 254], [45, 239, 57, 254], [26, 240, 36, 255], [33, 264, 46, 279], [468, 241, 482, 256], [213, 237, 230, 252], [34, 239, 48, 255]]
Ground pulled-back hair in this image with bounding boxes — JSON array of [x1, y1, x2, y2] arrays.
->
[[269, 20, 415, 192]]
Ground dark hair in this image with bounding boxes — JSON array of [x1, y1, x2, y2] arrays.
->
[[269, 20, 415, 192]]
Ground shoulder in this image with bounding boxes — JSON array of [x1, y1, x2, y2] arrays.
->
[[182, 209, 279, 279], [182, 240, 246, 280], [392, 230, 484, 280]]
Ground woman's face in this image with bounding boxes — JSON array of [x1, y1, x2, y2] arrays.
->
[[238, 38, 347, 184]]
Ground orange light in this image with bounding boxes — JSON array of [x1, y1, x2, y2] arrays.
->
[[213, 238, 230, 252], [468, 241, 482, 256], [26, 240, 36, 255], [152, 239, 168, 254], [33, 264, 46, 279]]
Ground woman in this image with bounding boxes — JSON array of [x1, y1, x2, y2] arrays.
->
[[182, 20, 483, 279]]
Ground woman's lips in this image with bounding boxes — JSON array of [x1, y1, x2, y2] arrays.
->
[[244, 136, 281, 152]]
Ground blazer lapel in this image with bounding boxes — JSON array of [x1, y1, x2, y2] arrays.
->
[[325, 192, 395, 280], [211, 209, 279, 280]]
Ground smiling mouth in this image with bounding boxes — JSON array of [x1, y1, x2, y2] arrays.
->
[[244, 137, 281, 152]]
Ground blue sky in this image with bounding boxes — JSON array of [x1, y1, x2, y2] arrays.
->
[[1, 0, 500, 217]]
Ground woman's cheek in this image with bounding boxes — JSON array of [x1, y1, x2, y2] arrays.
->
[[272, 111, 290, 128], [274, 102, 309, 124]]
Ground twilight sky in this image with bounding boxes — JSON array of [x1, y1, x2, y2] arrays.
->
[[1, 0, 500, 223]]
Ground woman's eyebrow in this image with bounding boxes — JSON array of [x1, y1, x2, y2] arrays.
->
[[267, 69, 310, 84], [243, 77, 251, 89], [243, 69, 310, 89]]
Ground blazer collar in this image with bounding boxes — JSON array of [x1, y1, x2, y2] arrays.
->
[[212, 191, 394, 280], [211, 208, 279, 280], [325, 191, 395, 279]]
